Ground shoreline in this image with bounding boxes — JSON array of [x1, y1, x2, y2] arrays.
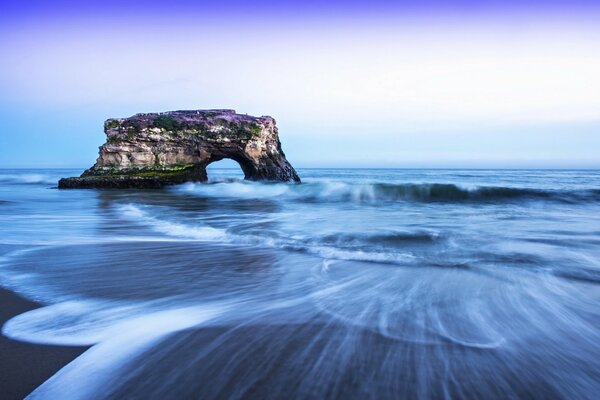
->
[[0, 288, 89, 400]]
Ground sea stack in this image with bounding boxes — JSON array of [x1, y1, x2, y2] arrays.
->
[[58, 110, 300, 188]]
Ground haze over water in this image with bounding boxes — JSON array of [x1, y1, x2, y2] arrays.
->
[[1, 168, 600, 398]]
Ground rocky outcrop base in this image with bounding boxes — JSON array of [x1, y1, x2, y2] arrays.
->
[[58, 166, 201, 189]]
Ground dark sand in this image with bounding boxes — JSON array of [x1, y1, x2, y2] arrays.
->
[[0, 288, 88, 400]]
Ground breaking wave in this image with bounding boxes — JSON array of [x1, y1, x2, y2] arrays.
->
[[0, 173, 57, 185], [176, 181, 600, 204]]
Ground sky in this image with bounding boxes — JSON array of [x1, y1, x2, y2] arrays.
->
[[1, 1, 599, 168]]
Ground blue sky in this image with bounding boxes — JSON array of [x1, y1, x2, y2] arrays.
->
[[1, 1, 599, 168]]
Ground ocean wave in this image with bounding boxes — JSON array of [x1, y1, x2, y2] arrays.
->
[[120, 204, 227, 241], [553, 267, 600, 284], [305, 246, 417, 264], [0, 173, 57, 185], [118, 204, 417, 265], [175, 181, 600, 204], [319, 231, 441, 247]]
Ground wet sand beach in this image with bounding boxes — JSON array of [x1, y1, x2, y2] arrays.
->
[[0, 288, 88, 400]]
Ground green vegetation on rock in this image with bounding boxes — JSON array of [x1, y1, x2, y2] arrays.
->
[[248, 123, 262, 137], [153, 115, 182, 131], [126, 129, 136, 141], [107, 136, 122, 144], [164, 163, 196, 171], [128, 170, 189, 178], [105, 120, 121, 129], [234, 121, 262, 138], [100, 163, 197, 179]]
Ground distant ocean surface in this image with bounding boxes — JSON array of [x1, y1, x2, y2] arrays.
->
[[1, 168, 600, 399]]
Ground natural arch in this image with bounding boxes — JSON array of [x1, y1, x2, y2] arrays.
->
[[58, 110, 300, 188]]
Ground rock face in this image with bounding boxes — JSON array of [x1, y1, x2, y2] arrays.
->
[[59, 110, 300, 188]]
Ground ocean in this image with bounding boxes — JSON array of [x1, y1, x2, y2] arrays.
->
[[1, 168, 600, 399]]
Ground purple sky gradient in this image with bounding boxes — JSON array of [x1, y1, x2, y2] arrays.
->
[[3, 0, 600, 14], [3, 0, 600, 27], [1, 1, 599, 167]]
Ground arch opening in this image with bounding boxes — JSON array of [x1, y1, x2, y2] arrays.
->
[[205, 158, 247, 182]]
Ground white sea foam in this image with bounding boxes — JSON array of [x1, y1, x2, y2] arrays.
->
[[0, 173, 56, 185], [177, 181, 294, 199], [310, 246, 417, 264], [120, 204, 227, 241], [23, 304, 226, 400], [118, 204, 416, 265], [173, 180, 594, 204]]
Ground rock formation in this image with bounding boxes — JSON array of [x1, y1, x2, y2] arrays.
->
[[59, 110, 300, 188]]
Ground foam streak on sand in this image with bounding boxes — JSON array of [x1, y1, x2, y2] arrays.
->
[[23, 305, 226, 400]]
